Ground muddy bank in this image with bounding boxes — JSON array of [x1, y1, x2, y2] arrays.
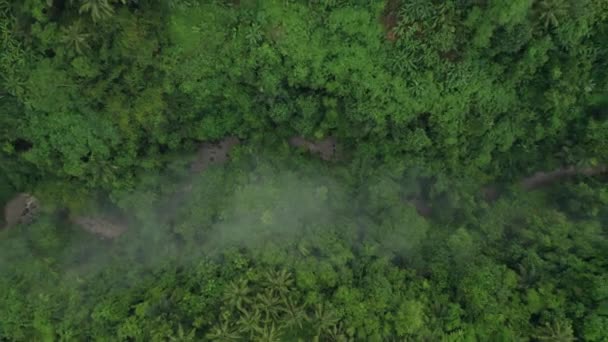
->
[[289, 136, 339, 161], [381, 0, 400, 42], [411, 165, 607, 217], [4, 134, 604, 234], [520, 165, 607, 191], [48, 137, 242, 239], [191, 137, 240, 173]]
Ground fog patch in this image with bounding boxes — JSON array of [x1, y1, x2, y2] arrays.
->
[[200, 171, 340, 255], [70, 215, 128, 239]]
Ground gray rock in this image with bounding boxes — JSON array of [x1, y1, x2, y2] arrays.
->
[[3, 193, 39, 228]]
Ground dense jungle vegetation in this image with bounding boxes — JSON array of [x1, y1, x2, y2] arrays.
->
[[1, 0, 608, 341]]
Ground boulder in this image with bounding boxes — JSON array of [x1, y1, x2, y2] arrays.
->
[[3, 193, 39, 228]]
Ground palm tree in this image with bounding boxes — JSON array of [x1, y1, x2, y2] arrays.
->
[[167, 323, 197, 342], [79, 0, 114, 22], [263, 269, 293, 299], [312, 303, 341, 338], [206, 319, 241, 342], [60, 21, 90, 54], [535, 0, 568, 29], [326, 322, 352, 342], [297, 240, 310, 257], [237, 308, 261, 339], [254, 323, 283, 342], [223, 278, 251, 313], [245, 23, 263, 45], [400, 0, 434, 21], [516, 262, 539, 288], [534, 320, 576, 342], [1, 72, 25, 97], [0, 0, 10, 15], [255, 290, 282, 323], [0, 19, 10, 45], [281, 298, 308, 330]]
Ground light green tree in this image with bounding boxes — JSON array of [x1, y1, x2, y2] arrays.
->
[[206, 319, 241, 342], [223, 278, 251, 313], [60, 21, 90, 54], [237, 308, 261, 339], [534, 320, 576, 342], [535, 0, 569, 29], [78, 0, 114, 22], [263, 269, 293, 300]]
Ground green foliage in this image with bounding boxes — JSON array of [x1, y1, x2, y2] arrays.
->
[[78, 0, 115, 22], [0, 0, 607, 341]]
